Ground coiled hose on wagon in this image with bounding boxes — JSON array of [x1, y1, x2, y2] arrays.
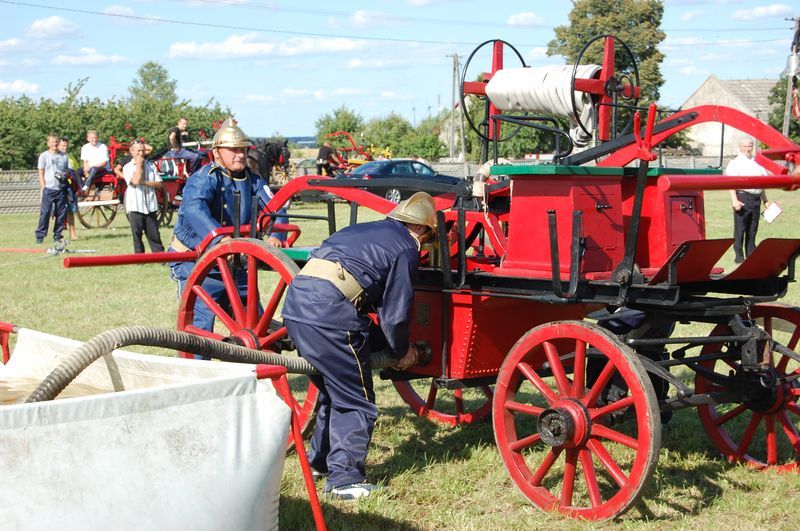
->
[[25, 326, 423, 403]]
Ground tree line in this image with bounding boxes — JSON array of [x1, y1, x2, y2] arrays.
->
[[0, 62, 228, 170]]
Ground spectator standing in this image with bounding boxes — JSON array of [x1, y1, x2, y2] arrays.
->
[[34, 134, 69, 244], [123, 140, 164, 254], [58, 137, 81, 240], [80, 130, 109, 194], [726, 137, 770, 263], [166, 117, 203, 174]]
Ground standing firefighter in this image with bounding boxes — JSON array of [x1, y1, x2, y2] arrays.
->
[[169, 118, 283, 333], [282, 192, 436, 500]]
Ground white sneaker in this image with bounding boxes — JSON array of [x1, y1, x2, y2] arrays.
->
[[328, 482, 382, 500]]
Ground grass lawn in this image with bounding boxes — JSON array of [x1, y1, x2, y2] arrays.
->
[[1, 188, 799, 530]]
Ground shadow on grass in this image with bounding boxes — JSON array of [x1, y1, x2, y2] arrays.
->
[[280, 495, 424, 531], [370, 404, 496, 479]]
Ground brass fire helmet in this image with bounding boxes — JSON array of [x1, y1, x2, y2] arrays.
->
[[387, 191, 437, 242], [212, 117, 252, 149]]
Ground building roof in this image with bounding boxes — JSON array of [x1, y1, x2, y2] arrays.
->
[[681, 75, 777, 120], [716, 78, 776, 119]]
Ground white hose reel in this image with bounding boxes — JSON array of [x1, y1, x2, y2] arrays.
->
[[485, 65, 601, 147]]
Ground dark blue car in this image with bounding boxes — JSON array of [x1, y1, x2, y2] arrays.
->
[[337, 159, 464, 203]]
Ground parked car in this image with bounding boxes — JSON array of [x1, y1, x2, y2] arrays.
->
[[336, 159, 464, 202]]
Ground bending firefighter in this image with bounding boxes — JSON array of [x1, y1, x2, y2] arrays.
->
[[169, 118, 284, 333], [282, 192, 436, 500]]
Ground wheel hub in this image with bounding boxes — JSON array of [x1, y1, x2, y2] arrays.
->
[[537, 400, 590, 448], [224, 328, 260, 350]]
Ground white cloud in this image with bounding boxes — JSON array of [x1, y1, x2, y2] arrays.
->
[[279, 37, 365, 56], [351, 11, 393, 29], [278, 87, 368, 101], [0, 79, 39, 94], [379, 90, 413, 100], [681, 10, 704, 21], [52, 48, 126, 65], [507, 12, 545, 26], [0, 38, 21, 53], [731, 3, 793, 20], [169, 33, 366, 59], [27, 16, 79, 38], [104, 5, 134, 16]]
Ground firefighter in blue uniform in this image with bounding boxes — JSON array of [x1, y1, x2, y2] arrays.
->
[[169, 117, 283, 332], [282, 192, 437, 500]]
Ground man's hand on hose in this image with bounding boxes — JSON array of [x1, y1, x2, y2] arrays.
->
[[392, 343, 419, 371]]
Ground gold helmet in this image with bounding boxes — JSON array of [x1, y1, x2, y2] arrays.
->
[[387, 191, 437, 235], [212, 117, 251, 149]]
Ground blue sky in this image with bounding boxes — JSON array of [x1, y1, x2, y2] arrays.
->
[[0, 0, 797, 138]]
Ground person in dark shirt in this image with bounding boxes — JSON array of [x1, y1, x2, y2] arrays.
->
[[282, 192, 437, 500], [316, 141, 343, 176], [166, 117, 203, 174]]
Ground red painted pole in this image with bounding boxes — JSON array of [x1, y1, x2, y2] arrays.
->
[[62, 251, 197, 268], [657, 174, 800, 192]]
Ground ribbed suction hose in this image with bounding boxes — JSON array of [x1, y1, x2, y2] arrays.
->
[[25, 326, 430, 403]]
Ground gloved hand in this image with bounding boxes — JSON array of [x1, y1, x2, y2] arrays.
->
[[391, 343, 420, 371]]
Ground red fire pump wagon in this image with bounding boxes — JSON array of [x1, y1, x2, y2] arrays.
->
[[21, 35, 800, 523]]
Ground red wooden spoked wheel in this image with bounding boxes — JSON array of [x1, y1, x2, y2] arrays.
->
[[493, 321, 660, 521], [393, 379, 493, 426], [176, 238, 318, 435], [695, 303, 800, 471]]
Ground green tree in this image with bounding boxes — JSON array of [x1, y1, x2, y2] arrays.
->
[[768, 76, 800, 143], [315, 105, 365, 143], [547, 0, 666, 103]]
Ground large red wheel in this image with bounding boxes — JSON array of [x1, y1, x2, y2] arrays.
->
[[695, 303, 800, 471], [176, 238, 318, 435], [493, 321, 660, 520], [393, 379, 493, 426]]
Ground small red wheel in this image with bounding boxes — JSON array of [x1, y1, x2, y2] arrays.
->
[[176, 238, 318, 436], [393, 379, 493, 426], [493, 321, 660, 520], [695, 303, 800, 471]]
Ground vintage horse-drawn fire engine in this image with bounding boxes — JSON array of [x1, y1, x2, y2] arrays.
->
[[19, 35, 800, 523]]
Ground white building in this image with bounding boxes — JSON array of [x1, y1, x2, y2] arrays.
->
[[680, 75, 778, 156]]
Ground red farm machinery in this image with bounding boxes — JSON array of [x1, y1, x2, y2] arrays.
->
[[10, 35, 800, 524]]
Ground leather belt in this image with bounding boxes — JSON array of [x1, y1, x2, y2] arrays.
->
[[298, 258, 365, 309], [170, 235, 192, 253]]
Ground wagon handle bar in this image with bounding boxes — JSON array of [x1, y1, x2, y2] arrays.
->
[[548, 209, 583, 299]]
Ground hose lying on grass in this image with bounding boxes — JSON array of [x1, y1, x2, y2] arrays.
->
[[25, 326, 428, 403]]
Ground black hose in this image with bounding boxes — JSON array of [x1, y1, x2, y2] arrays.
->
[[24, 326, 404, 403]]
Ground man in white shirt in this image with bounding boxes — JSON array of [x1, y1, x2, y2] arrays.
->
[[123, 140, 164, 253], [80, 130, 110, 194], [726, 137, 771, 263]]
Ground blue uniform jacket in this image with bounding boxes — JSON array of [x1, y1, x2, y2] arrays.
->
[[173, 162, 273, 249], [282, 218, 420, 358]]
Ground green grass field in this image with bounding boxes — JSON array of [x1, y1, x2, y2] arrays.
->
[[1, 189, 799, 530]]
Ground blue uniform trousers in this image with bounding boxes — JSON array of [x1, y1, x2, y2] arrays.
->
[[284, 318, 377, 490], [35, 187, 67, 241]]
